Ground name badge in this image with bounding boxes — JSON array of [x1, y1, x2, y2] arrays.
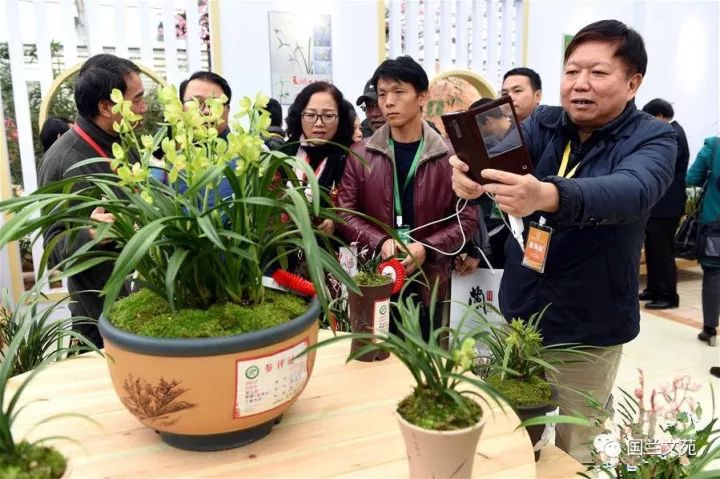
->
[[522, 222, 553, 273], [396, 225, 412, 246], [490, 202, 504, 220]]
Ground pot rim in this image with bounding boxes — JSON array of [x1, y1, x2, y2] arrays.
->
[[353, 278, 393, 288], [395, 409, 485, 436], [98, 297, 320, 357]]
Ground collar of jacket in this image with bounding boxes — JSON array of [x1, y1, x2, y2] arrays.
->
[[536, 100, 637, 142], [76, 116, 121, 155], [365, 120, 449, 163]]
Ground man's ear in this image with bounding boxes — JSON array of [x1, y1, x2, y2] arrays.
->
[[534, 89, 542, 105], [98, 99, 114, 119], [627, 74, 643, 99], [417, 89, 429, 109]]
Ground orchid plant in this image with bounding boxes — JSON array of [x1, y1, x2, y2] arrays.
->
[[583, 369, 720, 478], [0, 85, 355, 323], [304, 286, 506, 431]]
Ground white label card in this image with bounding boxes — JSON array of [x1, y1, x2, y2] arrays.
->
[[234, 339, 309, 418], [373, 299, 390, 337]]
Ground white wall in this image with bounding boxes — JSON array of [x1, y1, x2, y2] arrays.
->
[[214, 0, 380, 120], [526, 0, 720, 161]]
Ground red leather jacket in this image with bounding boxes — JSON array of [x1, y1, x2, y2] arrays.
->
[[336, 122, 478, 304]]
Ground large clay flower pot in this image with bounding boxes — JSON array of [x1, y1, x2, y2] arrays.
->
[[396, 411, 485, 479], [516, 384, 559, 461], [98, 298, 321, 451], [348, 281, 393, 361]]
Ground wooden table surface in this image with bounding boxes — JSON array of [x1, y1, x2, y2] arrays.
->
[[7, 330, 558, 478]]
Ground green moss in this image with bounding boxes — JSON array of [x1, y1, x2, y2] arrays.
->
[[485, 373, 552, 408], [108, 288, 308, 338], [397, 386, 482, 430], [0, 441, 67, 478], [353, 272, 392, 287]]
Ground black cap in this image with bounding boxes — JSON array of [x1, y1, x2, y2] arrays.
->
[[356, 79, 377, 106]]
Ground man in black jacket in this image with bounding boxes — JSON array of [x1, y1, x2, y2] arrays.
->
[[38, 54, 148, 347], [640, 98, 690, 309], [450, 20, 677, 461]]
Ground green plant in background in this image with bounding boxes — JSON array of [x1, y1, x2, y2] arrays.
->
[[0, 85, 356, 337], [581, 370, 720, 478], [478, 306, 595, 409], [304, 287, 506, 430], [0, 281, 101, 478], [0, 286, 100, 376]]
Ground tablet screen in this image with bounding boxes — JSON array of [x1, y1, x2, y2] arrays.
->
[[474, 103, 522, 158]]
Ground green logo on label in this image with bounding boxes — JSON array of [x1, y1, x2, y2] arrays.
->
[[379, 305, 388, 315], [245, 365, 260, 380]]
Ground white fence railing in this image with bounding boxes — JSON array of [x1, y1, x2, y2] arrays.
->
[[0, 0, 211, 298], [384, 0, 525, 87]]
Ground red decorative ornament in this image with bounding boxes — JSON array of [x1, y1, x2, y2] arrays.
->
[[272, 257, 406, 298], [378, 258, 406, 295], [271, 269, 316, 297]]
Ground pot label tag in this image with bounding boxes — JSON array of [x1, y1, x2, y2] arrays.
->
[[373, 299, 390, 338], [234, 338, 309, 418]]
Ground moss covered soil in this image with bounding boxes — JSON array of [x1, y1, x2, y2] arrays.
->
[[0, 441, 67, 479], [485, 373, 552, 409], [353, 271, 392, 287], [108, 288, 308, 338], [397, 386, 482, 430]]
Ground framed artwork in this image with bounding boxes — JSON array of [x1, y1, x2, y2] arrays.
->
[[268, 11, 332, 105]]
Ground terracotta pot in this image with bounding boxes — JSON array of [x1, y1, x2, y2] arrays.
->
[[396, 411, 485, 479], [347, 281, 393, 361], [515, 384, 559, 461], [98, 298, 321, 451]]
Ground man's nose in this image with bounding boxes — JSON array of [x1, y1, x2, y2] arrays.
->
[[573, 70, 591, 90]]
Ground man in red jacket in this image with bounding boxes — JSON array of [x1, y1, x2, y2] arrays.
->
[[336, 56, 478, 339]]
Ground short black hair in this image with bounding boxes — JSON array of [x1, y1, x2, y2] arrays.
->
[[503, 67, 542, 91], [266, 98, 283, 128], [565, 19, 647, 77], [179, 71, 232, 103], [74, 54, 141, 120], [285, 81, 354, 147], [371, 56, 429, 94], [40, 117, 72, 151], [642, 98, 674, 119]]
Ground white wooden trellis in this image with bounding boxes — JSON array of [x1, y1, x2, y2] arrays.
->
[[385, 0, 525, 88], [0, 0, 211, 297]]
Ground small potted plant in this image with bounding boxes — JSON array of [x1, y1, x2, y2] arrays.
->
[[582, 369, 720, 478], [0, 289, 96, 375], [477, 306, 593, 460], [0, 283, 99, 478], [345, 247, 404, 361], [0, 87, 356, 450], [304, 287, 504, 479]]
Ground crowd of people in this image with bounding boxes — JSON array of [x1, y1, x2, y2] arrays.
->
[[36, 18, 720, 462]]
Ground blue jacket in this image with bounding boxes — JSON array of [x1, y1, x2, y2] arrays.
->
[[499, 103, 677, 346]]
